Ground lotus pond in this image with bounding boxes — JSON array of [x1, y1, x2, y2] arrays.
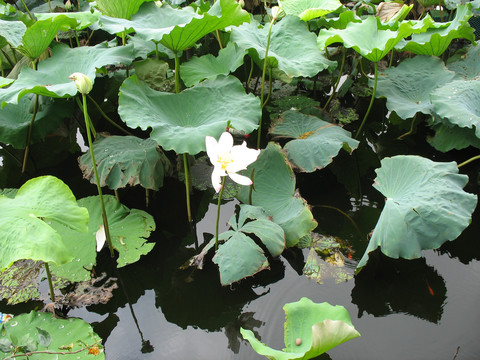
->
[[0, 0, 480, 359]]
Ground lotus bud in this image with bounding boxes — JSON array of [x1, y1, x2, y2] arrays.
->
[[69, 72, 93, 95], [271, 6, 285, 20], [65, 0, 73, 11]]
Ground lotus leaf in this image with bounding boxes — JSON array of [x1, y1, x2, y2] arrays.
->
[[430, 79, 480, 137], [357, 155, 477, 270], [180, 42, 246, 87], [278, 0, 342, 21], [51, 195, 155, 269], [241, 297, 360, 360], [0, 42, 135, 106], [270, 110, 359, 172], [374, 56, 459, 120], [447, 43, 480, 79], [213, 204, 285, 285], [0, 176, 89, 270], [0, 19, 26, 48], [395, 5, 475, 56], [237, 143, 317, 246], [98, 0, 249, 52], [79, 134, 171, 191], [231, 16, 334, 78], [95, 0, 151, 19], [118, 75, 260, 155], [0, 311, 104, 359]]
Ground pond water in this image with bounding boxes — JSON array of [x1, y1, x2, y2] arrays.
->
[[2, 128, 480, 360]]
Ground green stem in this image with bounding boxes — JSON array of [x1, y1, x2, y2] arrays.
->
[[82, 94, 115, 257], [257, 18, 275, 148], [44, 263, 56, 303], [458, 155, 480, 168], [355, 61, 378, 139], [323, 46, 345, 110], [174, 52, 181, 94], [215, 177, 226, 251], [87, 94, 134, 135], [183, 153, 193, 224], [22, 93, 39, 173]]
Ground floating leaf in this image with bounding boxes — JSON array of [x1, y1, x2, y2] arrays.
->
[[213, 204, 285, 285], [0, 42, 134, 106], [232, 16, 335, 78], [374, 56, 458, 120], [0, 311, 104, 360], [241, 297, 360, 360], [0, 176, 89, 270], [270, 110, 359, 172], [430, 79, 480, 137], [118, 75, 260, 155], [237, 143, 317, 246], [180, 42, 246, 87], [278, 0, 342, 21], [78, 134, 172, 191], [357, 155, 477, 270]]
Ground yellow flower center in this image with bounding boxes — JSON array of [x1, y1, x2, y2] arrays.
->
[[218, 152, 234, 170]]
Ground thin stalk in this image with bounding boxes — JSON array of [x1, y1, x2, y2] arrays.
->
[[257, 18, 275, 148], [87, 94, 134, 135], [458, 155, 480, 168], [20, 0, 34, 21], [183, 153, 193, 224], [323, 46, 345, 110], [22, 93, 39, 173], [44, 262, 56, 303], [82, 94, 115, 257], [355, 61, 378, 139], [215, 177, 226, 250]]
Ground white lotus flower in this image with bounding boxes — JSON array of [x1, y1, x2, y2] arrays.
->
[[206, 132, 260, 192]]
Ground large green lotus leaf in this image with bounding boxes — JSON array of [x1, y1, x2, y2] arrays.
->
[[357, 155, 477, 270], [278, 0, 342, 21], [78, 134, 171, 191], [232, 16, 335, 78], [318, 16, 431, 62], [447, 43, 480, 79], [118, 75, 260, 155], [0, 95, 72, 148], [34, 10, 100, 30], [237, 143, 317, 247], [395, 5, 474, 56], [53, 195, 155, 268], [430, 79, 480, 137], [180, 42, 246, 87], [0, 176, 89, 270], [0, 311, 104, 359], [241, 297, 360, 360], [95, 0, 151, 19], [374, 56, 459, 120], [213, 204, 285, 285], [98, 0, 249, 52], [427, 121, 480, 152], [0, 42, 134, 106], [0, 19, 26, 47], [18, 15, 79, 59], [270, 110, 359, 172]]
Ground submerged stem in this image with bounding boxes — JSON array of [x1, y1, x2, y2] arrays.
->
[[82, 94, 114, 257], [355, 61, 378, 139], [183, 153, 193, 224], [215, 177, 226, 251]]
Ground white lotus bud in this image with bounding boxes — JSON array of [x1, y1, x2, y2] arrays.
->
[[68, 72, 93, 95]]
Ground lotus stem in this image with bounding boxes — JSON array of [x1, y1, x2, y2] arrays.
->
[[82, 94, 115, 257], [183, 153, 193, 224], [86, 94, 134, 136], [355, 61, 378, 139], [458, 155, 480, 168], [215, 177, 226, 251], [257, 17, 275, 148], [44, 262, 56, 304], [22, 93, 39, 173], [323, 46, 346, 110]]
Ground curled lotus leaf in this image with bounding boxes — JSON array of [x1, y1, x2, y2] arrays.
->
[[118, 75, 260, 155], [357, 155, 477, 270]]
